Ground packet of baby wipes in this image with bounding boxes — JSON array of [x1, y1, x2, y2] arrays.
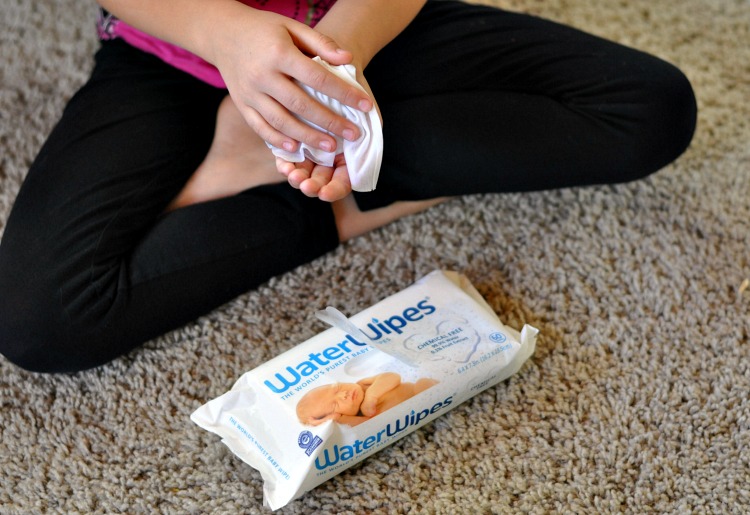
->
[[191, 270, 537, 510]]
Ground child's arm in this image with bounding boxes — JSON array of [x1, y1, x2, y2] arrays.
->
[[358, 372, 402, 417], [277, 0, 428, 201], [95, 0, 371, 154], [314, 0, 427, 73]]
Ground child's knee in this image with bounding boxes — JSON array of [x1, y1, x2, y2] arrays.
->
[[0, 311, 102, 374], [606, 60, 697, 185], [0, 247, 81, 373], [0, 310, 62, 374], [652, 63, 697, 159], [636, 61, 698, 175]]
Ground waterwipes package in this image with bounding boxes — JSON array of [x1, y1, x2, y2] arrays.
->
[[191, 270, 538, 510]]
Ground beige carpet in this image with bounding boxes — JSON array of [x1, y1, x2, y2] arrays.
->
[[2, 0, 749, 513]]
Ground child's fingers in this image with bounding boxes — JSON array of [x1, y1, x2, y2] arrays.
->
[[300, 59, 373, 113], [288, 24, 352, 66], [271, 78, 362, 144], [281, 37, 373, 114], [244, 75, 363, 150], [240, 94, 340, 153]]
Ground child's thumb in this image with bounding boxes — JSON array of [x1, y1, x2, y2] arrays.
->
[[294, 27, 352, 65]]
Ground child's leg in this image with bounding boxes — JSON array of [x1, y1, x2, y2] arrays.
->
[[170, 94, 447, 241], [0, 41, 339, 373], [332, 195, 447, 242], [167, 96, 285, 211], [356, 0, 697, 209]]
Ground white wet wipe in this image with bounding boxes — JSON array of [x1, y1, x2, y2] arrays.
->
[[191, 271, 537, 510], [267, 56, 383, 192]]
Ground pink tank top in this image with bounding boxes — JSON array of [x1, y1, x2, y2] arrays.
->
[[97, 1, 338, 88]]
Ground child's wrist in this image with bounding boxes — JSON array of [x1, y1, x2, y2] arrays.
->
[[196, 0, 265, 65], [313, 22, 375, 71]]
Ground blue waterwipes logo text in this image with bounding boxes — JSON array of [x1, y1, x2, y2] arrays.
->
[[358, 299, 436, 340], [313, 395, 454, 470], [263, 299, 437, 394]]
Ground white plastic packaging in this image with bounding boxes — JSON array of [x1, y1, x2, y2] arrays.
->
[[191, 271, 537, 510]]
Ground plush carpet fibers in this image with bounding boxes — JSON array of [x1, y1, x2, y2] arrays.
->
[[1, 0, 749, 513]]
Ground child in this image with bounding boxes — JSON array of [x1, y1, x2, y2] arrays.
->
[[296, 373, 438, 426], [0, 1, 697, 373]]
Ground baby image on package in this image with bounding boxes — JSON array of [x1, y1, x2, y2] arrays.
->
[[191, 271, 538, 510], [296, 372, 438, 427]]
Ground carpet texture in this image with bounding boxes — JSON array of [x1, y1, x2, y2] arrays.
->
[[1, 0, 749, 513]]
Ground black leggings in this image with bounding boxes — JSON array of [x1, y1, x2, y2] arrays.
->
[[0, 1, 696, 373]]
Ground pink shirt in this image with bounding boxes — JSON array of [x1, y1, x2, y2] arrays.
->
[[97, 1, 338, 88]]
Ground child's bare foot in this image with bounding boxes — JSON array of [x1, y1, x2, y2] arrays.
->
[[276, 153, 353, 202], [167, 96, 285, 211], [170, 96, 446, 243], [332, 195, 448, 242]]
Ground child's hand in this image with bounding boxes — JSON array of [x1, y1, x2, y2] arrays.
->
[[274, 72, 381, 202], [209, 8, 373, 157]]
